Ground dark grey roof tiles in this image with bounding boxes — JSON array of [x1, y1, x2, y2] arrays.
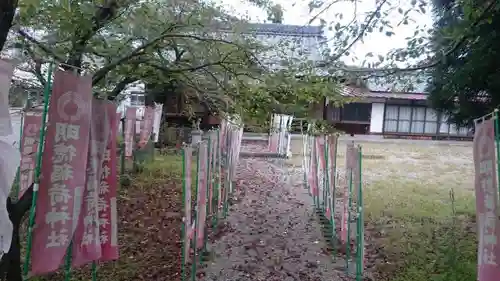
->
[[246, 23, 324, 36], [219, 22, 324, 37]]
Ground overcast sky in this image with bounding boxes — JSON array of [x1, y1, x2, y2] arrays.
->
[[218, 0, 434, 66]]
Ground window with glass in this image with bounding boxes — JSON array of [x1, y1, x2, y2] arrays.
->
[[341, 103, 371, 122], [439, 115, 469, 136], [384, 105, 440, 134], [130, 92, 145, 106]]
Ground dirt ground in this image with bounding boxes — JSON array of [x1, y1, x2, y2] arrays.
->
[[199, 137, 476, 281], [34, 157, 184, 281], [198, 143, 344, 281]]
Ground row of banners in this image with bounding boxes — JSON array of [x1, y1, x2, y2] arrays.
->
[[0, 59, 163, 276], [303, 133, 365, 278], [182, 119, 243, 281], [268, 114, 293, 157]]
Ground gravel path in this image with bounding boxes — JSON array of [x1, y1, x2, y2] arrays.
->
[[199, 144, 343, 281]]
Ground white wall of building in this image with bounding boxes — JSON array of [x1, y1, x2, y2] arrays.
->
[[369, 103, 385, 134]]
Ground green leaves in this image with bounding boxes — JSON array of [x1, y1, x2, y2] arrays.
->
[[308, 0, 324, 13], [427, 0, 500, 125]]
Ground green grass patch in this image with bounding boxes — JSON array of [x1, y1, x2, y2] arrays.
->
[[360, 155, 477, 281], [365, 180, 477, 281]]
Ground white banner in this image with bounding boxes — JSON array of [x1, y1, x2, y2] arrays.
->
[[0, 139, 21, 257], [152, 103, 163, 142]]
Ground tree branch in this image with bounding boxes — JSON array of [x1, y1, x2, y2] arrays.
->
[[23, 46, 46, 86], [330, 0, 389, 61], [92, 24, 182, 85], [0, 0, 17, 52], [308, 0, 345, 24], [333, 0, 498, 76], [107, 76, 138, 100], [65, 0, 120, 71], [92, 29, 253, 85], [17, 29, 66, 62]]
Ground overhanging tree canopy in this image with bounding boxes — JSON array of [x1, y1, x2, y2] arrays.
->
[[0, 1, 346, 278], [426, 0, 500, 125]]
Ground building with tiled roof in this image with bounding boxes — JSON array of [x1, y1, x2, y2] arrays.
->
[[324, 84, 471, 140]]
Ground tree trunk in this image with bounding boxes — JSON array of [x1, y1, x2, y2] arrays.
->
[[0, 0, 17, 53], [0, 186, 33, 281]]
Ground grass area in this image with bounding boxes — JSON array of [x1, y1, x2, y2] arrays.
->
[[24, 152, 187, 281], [355, 142, 476, 281], [290, 139, 477, 281]]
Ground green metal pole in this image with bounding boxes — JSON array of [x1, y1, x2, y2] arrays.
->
[[23, 62, 54, 279], [64, 244, 73, 281], [91, 262, 97, 281]]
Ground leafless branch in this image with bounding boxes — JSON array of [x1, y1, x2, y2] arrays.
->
[[308, 0, 346, 24], [330, 0, 389, 61], [335, 0, 497, 75], [17, 29, 66, 62], [23, 46, 46, 86]]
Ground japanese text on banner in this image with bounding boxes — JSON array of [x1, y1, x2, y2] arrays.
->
[[99, 103, 119, 261], [72, 99, 115, 267], [19, 113, 42, 197], [31, 71, 92, 275], [473, 118, 500, 281], [183, 146, 193, 263], [197, 142, 208, 247]]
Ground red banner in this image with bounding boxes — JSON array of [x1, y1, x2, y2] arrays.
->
[[308, 137, 319, 197], [183, 146, 193, 263], [139, 106, 154, 147], [71, 99, 115, 267], [316, 137, 326, 203], [341, 142, 355, 244], [325, 135, 337, 220], [19, 112, 42, 198], [31, 71, 92, 275], [196, 141, 208, 247], [124, 107, 136, 157], [473, 119, 500, 280], [98, 102, 119, 261], [207, 132, 216, 214]]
